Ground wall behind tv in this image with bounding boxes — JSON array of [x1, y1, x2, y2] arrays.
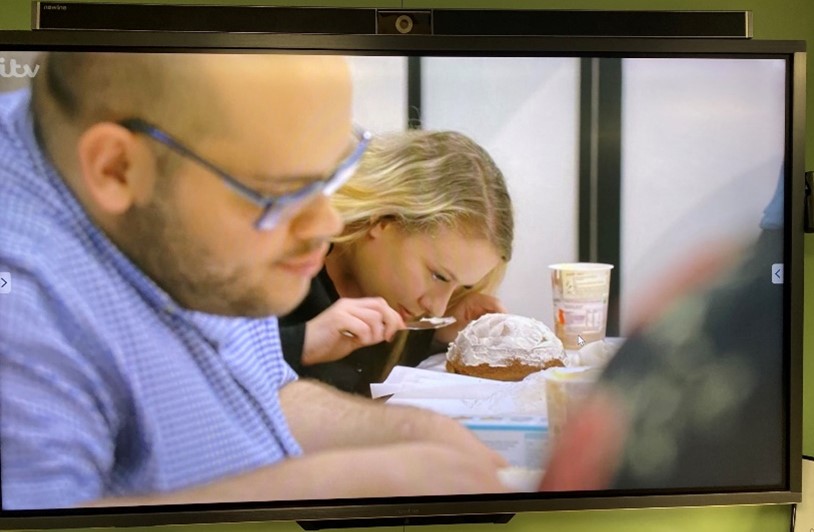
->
[[1, 0, 812, 531]]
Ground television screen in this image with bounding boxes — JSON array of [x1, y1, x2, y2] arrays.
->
[[0, 23, 804, 529]]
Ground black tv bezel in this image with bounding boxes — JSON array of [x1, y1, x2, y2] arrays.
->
[[0, 29, 805, 529]]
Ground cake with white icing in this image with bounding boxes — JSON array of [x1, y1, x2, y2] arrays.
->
[[446, 313, 567, 381]]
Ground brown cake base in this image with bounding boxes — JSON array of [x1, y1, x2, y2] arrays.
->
[[445, 357, 564, 381]]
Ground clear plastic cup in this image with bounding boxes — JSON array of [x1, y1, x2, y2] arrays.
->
[[549, 263, 614, 350], [543, 366, 602, 442]]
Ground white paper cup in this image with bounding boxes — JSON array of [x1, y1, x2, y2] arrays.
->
[[549, 263, 614, 350], [543, 366, 603, 442]]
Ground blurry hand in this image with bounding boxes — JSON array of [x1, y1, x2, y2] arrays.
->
[[282, 440, 511, 499], [281, 379, 507, 468], [434, 292, 507, 344], [392, 406, 509, 470], [341, 441, 511, 497], [302, 297, 405, 366], [90, 441, 510, 506]]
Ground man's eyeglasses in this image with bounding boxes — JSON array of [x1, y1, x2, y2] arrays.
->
[[118, 118, 372, 231]]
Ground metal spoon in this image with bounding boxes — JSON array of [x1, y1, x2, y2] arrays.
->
[[403, 316, 457, 330], [340, 316, 456, 338]]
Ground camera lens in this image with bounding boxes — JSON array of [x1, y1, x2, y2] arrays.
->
[[395, 15, 414, 34]]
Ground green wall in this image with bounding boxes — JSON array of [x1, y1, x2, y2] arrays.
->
[[1, 0, 812, 530]]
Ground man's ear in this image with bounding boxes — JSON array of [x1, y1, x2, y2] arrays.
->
[[76, 122, 155, 215]]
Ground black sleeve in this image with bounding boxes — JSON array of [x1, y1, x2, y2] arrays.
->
[[278, 267, 337, 375], [279, 322, 307, 374]]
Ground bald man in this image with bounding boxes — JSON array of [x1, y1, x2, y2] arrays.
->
[[0, 52, 510, 509]]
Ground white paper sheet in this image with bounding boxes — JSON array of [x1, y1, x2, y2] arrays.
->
[[371, 364, 549, 419]]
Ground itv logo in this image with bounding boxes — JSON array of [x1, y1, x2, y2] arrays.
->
[[0, 58, 40, 79]]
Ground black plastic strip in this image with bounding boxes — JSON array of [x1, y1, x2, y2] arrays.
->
[[34, 3, 751, 39], [432, 9, 751, 38], [35, 3, 376, 34]]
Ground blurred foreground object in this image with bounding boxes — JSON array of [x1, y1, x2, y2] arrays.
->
[[602, 229, 784, 489]]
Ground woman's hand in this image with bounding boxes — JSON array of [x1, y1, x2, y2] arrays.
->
[[301, 297, 405, 366], [434, 292, 507, 345]]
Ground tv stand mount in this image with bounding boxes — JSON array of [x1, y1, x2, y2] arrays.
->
[[297, 513, 514, 530]]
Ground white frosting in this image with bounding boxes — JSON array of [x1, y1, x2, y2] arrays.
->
[[447, 313, 567, 368]]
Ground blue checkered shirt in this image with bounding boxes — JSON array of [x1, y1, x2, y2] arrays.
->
[[0, 89, 303, 510]]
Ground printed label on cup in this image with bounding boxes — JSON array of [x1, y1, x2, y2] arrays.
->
[[549, 263, 614, 350]]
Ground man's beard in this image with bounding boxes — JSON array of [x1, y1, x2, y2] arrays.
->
[[116, 193, 279, 317]]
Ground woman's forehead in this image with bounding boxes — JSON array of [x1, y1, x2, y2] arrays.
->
[[407, 227, 501, 282]]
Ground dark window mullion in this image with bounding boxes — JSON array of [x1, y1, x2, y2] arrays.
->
[[407, 56, 422, 129], [579, 57, 623, 337], [578, 58, 596, 262]]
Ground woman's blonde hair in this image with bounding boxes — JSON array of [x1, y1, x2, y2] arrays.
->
[[331, 129, 514, 309]]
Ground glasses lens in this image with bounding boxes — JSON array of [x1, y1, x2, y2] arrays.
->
[[253, 128, 370, 231], [254, 185, 323, 230]]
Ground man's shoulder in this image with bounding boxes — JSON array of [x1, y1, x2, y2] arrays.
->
[[0, 182, 68, 282], [0, 90, 76, 272], [0, 88, 29, 123], [0, 88, 35, 164], [0, 90, 56, 227]]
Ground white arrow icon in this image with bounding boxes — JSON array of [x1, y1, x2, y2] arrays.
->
[[771, 264, 783, 285], [577, 335, 585, 347]]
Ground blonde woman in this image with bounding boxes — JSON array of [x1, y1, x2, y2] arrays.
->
[[280, 129, 514, 394]]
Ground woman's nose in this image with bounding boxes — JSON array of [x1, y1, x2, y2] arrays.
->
[[420, 287, 455, 317]]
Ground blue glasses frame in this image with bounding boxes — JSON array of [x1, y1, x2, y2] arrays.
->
[[118, 118, 371, 230]]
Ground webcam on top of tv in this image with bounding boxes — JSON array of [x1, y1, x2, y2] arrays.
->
[[377, 11, 432, 35]]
